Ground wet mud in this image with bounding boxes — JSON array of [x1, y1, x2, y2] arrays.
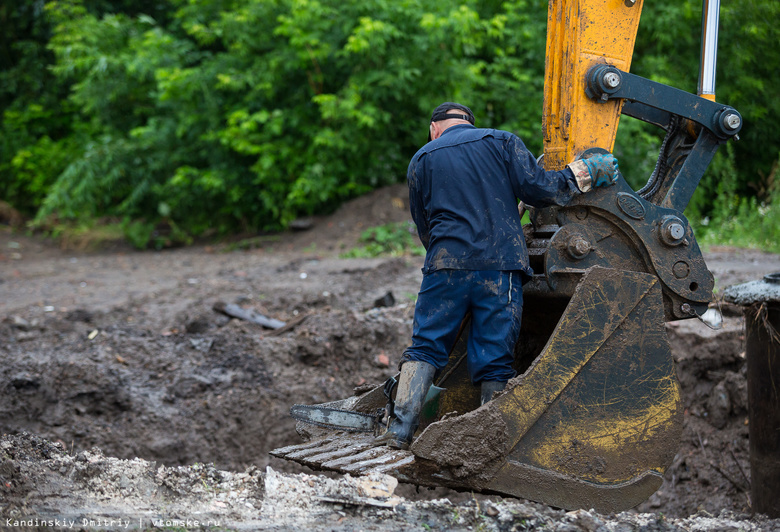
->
[[412, 404, 509, 485], [2, 184, 780, 528]]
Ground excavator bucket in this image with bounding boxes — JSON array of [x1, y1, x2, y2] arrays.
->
[[271, 267, 682, 513]]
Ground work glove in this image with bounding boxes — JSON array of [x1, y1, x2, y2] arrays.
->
[[585, 154, 619, 187], [567, 153, 619, 192]]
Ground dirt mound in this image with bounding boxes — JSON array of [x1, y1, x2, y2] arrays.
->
[[1, 255, 418, 473], [635, 313, 752, 517]]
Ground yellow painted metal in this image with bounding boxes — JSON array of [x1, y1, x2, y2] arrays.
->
[[496, 268, 657, 452], [543, 0, 644, 170], [492, 267, 682, 485], [520, 369, 681, 481]]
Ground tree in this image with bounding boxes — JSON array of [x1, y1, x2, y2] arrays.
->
[[1, 0, 777, 248]]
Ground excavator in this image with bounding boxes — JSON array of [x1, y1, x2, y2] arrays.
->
[[271, 0, 742, 512]]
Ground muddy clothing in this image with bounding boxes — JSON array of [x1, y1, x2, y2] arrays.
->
[[403, 269, 523, 383], [404, 123, 581, 383], [407, 123, 581, 277]]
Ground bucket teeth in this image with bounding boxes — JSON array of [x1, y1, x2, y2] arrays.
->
[[283, 440, 351, 461], [304, 441, 378, 464], [342, 449, 414, 475], [367, 454, 416, 475], [328, 448, 412, 474], [269, 437, 335, 458], [271, 434, 415, 476]]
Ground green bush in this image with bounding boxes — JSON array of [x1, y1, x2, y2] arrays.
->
[[2, 0, 550, 241], [694, 153, 780, 253], [1, 0, 778, 252]]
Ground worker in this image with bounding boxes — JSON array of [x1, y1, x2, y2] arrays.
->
[[376, 102, 620, 450]]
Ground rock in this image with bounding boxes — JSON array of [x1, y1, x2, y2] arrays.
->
[[706, 379, 731, 429], [10, 316, 31, 330], [375, 353, 390, 368], [373, 292, 395, 308]]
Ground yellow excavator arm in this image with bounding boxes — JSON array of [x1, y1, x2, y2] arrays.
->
[[543, 0, 643, 170]]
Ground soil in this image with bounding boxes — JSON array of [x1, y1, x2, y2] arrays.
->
[[1, 183, 780, 530]]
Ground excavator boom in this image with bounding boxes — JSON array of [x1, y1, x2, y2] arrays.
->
[[543, 0, 643, 170]]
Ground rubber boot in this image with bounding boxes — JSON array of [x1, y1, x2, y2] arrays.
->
[[374, 361, 436, 450], [480, 380, 506, 405]]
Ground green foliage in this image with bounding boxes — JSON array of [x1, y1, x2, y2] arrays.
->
[[0, 0, 76, 214], [43, 219, 126, 250], [1, 0, 778, 252], [341, 222, 424, 258], [693, 152, 780, 253], [2, 0, 550, 242], [698, 195, 780, 254], [122, 217, 193, 250]]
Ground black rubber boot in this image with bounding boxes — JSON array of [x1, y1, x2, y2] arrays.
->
[[374, 361, 436, 450], [480, 380, 506, 405]]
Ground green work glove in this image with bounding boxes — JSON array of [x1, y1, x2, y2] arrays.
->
[[583, 154, 619, 187]]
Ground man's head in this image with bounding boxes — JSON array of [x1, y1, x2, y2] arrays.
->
[[428, 102, 474, 141]]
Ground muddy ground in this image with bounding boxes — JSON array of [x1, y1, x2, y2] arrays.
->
[[1, 184, 779, 530]]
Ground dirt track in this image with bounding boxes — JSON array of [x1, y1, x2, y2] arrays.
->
[[2, 184, 780, 530]]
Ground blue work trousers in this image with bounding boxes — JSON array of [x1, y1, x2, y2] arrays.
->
[[401, 269, 523, 384]]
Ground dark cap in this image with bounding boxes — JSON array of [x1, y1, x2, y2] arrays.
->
[[430, 102, 475, 125]]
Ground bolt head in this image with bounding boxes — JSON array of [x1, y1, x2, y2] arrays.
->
[[660, 216, 686, 246], [603, 72, 621, 89], [724, 113, 741, 130], [566, 236, 591, 260], [669, 223, 685, 240]]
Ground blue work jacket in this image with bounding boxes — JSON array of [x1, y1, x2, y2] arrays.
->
[[407, 124, 582, 276]]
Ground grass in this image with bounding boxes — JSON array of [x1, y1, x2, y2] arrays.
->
[[693, 192, 780, 254], [340, 221, 425, 258], [47, 220, 127, 251], [222, 235, 282, 252]]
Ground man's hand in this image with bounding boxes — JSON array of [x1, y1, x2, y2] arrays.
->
[[584, 154, 619, 187], [567, 153, 619, 192]]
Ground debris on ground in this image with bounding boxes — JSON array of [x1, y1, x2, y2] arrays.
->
[[213, 301, 286, 329], [2, 185, 780, 530], [2, 432, 778, 531]]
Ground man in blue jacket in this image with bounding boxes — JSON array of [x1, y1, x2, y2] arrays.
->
[[376, 102, 619, 450]]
